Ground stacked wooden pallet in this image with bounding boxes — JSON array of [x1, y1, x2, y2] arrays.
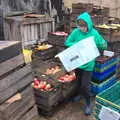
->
[[0, 41, 38, 120], [69, 3, 109, 32]]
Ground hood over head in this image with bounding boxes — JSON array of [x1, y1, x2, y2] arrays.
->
[[76, 12, 93, 32]]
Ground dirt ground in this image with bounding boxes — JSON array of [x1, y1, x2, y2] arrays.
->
[[32, 99, 96, 120]]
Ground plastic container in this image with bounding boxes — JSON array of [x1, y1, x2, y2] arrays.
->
[[93, 65, 117, 81], [95, 57, 117, 70], [91, 74, 116, 94], [93, 82, 120, 120], [96, 81, 120, 112], [33, 85, 62, 107], [94, 60, 117, 73], [23, 49, 32, 63]]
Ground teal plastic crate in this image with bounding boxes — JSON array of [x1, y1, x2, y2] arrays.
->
[[96, 82, 120, 113]]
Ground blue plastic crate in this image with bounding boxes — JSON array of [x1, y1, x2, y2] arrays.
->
[[94, 61, 117, 73], [95, 57, 117, 69], [91, 74, 116, 94], [93, 65, 117, 81]]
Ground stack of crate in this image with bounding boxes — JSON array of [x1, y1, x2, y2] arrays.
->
[[93, 81, 120, 120], [0, 41, 38, 120], [96, 24, 120, 43], [31, 42, 63, 116], [47, 32, 78, 101], [47, 32, 68, 52], [31, 33, 78, 116], [109, 41, 120, 79], [71, 3, 93, 31], [91, 56, 117, 94], [70, 3, 109, 32], [91, 6, 109, 25]]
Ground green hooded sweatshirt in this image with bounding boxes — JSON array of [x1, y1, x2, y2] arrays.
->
[[64, 12, 107, 71]]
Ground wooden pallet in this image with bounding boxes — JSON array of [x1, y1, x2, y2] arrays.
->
[[0, 86, 35, 120], [0, 41, 22, 63], [18, 106, 38, 120], [0, 54, 25, 78], [0, 64, 31, 92], [0, 72, 33, 104]]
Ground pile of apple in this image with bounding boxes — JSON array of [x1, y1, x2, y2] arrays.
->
[[58, 73, 76, 83], [45, 66, 61, 75], [32, 77, 53, 91]]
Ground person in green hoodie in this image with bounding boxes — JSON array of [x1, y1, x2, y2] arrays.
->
[[64, 12, 107, 115]]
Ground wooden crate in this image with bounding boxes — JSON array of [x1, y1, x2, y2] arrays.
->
[[4, 15, 55, 48]]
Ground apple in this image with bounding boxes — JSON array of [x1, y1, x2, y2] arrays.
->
[[39, 81, 47, 89], [59, 76, 65, 80], [64, 77, 69, 81], [65, 74, 69, 77], [55, 66, 59, 69], [31, 83, 34, 87], [34, 85, 39, 89], [34, 81, 39, 86], [33, 78, 39, 86], [45, 84, 51, 90]]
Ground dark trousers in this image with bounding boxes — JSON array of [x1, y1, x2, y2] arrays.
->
[[75, 68, 92, 106]]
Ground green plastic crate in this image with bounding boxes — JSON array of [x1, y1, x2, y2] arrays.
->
[[96, 81, 120, 113]]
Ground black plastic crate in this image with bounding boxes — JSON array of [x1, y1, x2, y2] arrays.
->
[[62, 80, 78, 100], [47, 32, 67, 47], [32, 46, 57, 60], [33, 85, 62, 107]]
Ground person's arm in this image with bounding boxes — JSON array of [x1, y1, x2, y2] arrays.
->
[[64, 29, 76, 47], [94, 30, 107, 51]]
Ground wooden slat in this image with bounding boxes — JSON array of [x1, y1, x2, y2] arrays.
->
[[34, 24, 38, 41], [0, 64, 31, 92], [31, 24, 35, 42], [0, 54, 25, 77], [0, 86, 35, 120], [0, 41, 20, 50], [11, 96, 35, 120], [0, 86, 33, 112], [18, 106, 38, 120], [0, 73, 33, 104], [0, 41, 22, 63]]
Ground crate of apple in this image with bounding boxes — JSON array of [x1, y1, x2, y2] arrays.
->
[[32, 77, 53, 91], [45, 66, 61, 75], [58, 73, 76, 83]]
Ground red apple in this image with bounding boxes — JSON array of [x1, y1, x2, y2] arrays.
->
[[33, 78, 40, 86], [45, 84, 51, 90], [59, 76, 65, 80]]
